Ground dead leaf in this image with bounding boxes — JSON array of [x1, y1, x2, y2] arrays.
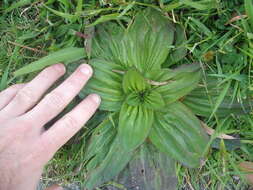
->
[[201, 122, 236, 140], [225, 15, 247, 25]]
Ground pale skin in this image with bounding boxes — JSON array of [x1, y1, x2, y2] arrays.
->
[[0, 63, 101, 190]]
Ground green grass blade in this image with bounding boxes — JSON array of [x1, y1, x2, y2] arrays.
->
[[118, 2, 135, 17], [76, 0, 83, 13], [4, 0, 31, 13], [245, 0, 253, 30], [14, 47, 85, 77], [238, 47, 253, 59], [163, 2, 182, 11], [209, 81, 231, 120], [0, 67, 9, 91], [181, 0, 214, 10], [189, 17, 212, 37], [87, 13, 127, 27], [43, 5, 78, 22]]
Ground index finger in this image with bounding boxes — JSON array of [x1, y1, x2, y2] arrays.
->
[[26, 64, 93, 126], [39, 93, 100, 159]]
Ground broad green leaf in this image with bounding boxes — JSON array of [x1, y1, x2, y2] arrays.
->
[[84, 138, 133, 190], [91, 22, 128, 66], [144, 68, 173, 82], [143, 90, 165, 110], [126, 92, 142, 106], [125, 8, 175, 73], [156, 66, 201, 104], [111, 143, 177, 190], [167, 24, 187, 65], [149, 101, 208, 168], [82, 59, 124, 111], [14, 47, 85, 77], [118, 103, 154, 151], [183, 77, 253, 117], [85, 113, 118, 171], [145, 64, 200, 83], [122, 69, 150, 94], [126, 90, 165, 110], [85, 110, 108, 129]]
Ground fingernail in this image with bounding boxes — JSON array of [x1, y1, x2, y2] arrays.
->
[[91, 94, 101, 104], [80, 64, 92, 76], [53, 63, 65, 74]]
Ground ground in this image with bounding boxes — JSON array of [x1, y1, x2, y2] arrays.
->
[[1, 0, 253, 190]]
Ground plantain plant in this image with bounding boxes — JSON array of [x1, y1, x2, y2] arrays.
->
[[14, 8, 252, 190], [79, 8, 252, 190]]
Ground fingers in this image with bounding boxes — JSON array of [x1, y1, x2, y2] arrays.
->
[[27, 64, 93, 126], [0, 84, 25, 110], [40, 94, 100, 157], [0, 64, 65, 118]]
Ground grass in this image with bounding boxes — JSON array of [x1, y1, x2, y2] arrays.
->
[[1, 0, 253, 189]]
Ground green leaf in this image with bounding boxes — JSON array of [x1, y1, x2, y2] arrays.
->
[[211, 138, 241, 151], [76, 0, 83, 13], [92, 22, 128, 66], [82, 59, 124, 111], [125, 90, 165, 110], [44, 5, 78, 22], [0, 66, 10, 91], [14, 47, 85, 77], [125, 92, 142, 106], [4, 0, 31, 13], [118, 103, 154, 151], [85, 113, 118, 171], [189, 17, 213, 37], [156, 65, 201, 104], [118, 1, 135, 17], [91, 8, 175, 73], [84, 138, 134, 190], [146, 64, 200, 82], [143, 90, 165, 110], [144, 68, 173, 82], [149, 101, 208, 168], [183, 77, 253, 117], [125, 8, 175, 73], [163, 2, 182, 11], [181, 0, 215, 10], [87, 13, 128, 27], [167, 24, 187, 65], [245, 0, 253, 30], [111, 143, 177, 190], [209, 81, 231, 120], [122, 68, 150, 94]]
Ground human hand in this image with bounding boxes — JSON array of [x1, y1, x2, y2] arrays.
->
[[0, 64, 100, 190]]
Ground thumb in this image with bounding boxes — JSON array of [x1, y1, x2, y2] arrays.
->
[[45, 184, 63, 190]]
